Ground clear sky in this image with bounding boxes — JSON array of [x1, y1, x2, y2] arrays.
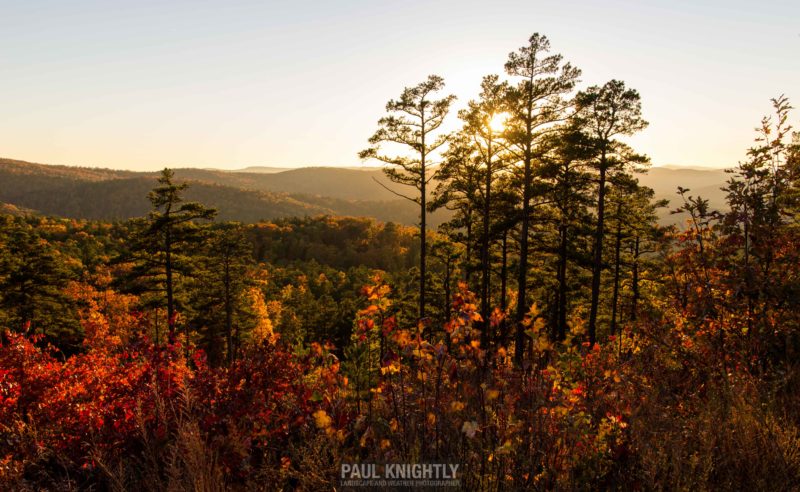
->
[[1, 0, 798, 171]]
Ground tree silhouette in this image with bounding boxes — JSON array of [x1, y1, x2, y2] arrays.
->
[[504, 33, 580, 364], [575, 80, 648, 345], [137, 169, 216, 339], [359, 75, 456, 324]]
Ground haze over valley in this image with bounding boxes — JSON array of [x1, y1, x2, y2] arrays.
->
[[0, 157, 727, 226]]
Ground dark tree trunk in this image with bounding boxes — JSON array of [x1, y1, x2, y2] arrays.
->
[[419, 116, 427, 327], [556, 223, 569, 341], [224, 258, 233, 364], [165, 228, 174, 338], [610, 203, 623, 335], [630, 236, 640, 322], [588, 153, 607, 346], [514, 145, 532, 366], [444, 258, 452, 322], [480, 143, 492, 347], [465, 214, 473, 283], [499, 230, 509, 344]]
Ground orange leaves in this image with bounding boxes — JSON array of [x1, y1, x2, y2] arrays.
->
[[65, 281, 142, 349], [313, 409, 332, 430], [489, 307, 506, 328], [360, 276, 392, 313], [359, 304, 380, 317]]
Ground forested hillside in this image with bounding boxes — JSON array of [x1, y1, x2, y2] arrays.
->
[[0, 158, 451, 226], [1, 33, 798, 491], [0, 157, 726, 226]]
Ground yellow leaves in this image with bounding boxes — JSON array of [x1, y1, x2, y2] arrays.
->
[[568, 317, 586, 337], [450, 401, 465, 412], [359, 426, 375, 447], [522, 303, 551, 353], [248, 288, 278, 345], [495, 440, 513, 455], [603, 370, 621, 383], [412, 341, 435, 360], [606, 413, 628, 429], [427, 412, 436, 426], [389, 418, 399, 432], [486, 389, 500, 401], [393, 329, 412, 348], [381, 360, 401, 375], [380, 439, 391, 450], [524, 303, 541, 323], [461, 420, 479, 438], [313, 410, 332, 430], [553, 405, 570, 417], [533, 336, 553, 352]]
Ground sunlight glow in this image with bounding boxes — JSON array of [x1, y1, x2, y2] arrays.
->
[[489, 112, 509, 133]]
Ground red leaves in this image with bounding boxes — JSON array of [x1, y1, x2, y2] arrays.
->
[[0, 329, 333, 482]]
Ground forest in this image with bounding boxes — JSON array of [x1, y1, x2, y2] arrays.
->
[[2, 33, 800, 490]]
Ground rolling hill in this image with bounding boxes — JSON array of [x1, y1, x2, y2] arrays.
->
[[0, 157, 730, 226], [0, 158, 439, 225]]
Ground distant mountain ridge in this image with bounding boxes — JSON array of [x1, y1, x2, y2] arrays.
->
[[637, 166, 729, 214], [0, 157, 729, 226], [0, 157, 438, 225]]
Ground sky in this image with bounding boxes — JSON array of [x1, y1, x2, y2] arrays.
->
[[1, 0, 798, 171]]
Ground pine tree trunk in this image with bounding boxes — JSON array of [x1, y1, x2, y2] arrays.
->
[[419, 116, 427, 326], [465, 215, 473, 283], [515, 156, 531, 365], [165, 228, 175, 338], [588, 153, 607, 346], [480, 143, 492, 347], [500, 230, 509, 344], [224, 258, 233, 364], [556, 223, 569, 341], [610, 204, 623, 336], [630, 236, 640, 321]]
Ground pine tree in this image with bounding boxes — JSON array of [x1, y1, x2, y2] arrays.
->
[[130, 169, 216, 341], [360, 75, 456, 324], [575, 80, 648, 345], [504, 33, 581, 364], [432, 133, 482, 284], [459, 74, 509, 345], [538, 127, 594, 341], [192, 223, 254, 365], [0, 218, 79, 348]]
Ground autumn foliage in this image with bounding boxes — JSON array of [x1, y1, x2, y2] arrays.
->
[[1, 71, 799, 490]]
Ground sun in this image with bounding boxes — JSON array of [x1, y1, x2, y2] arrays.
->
[[488, 112, 509, 132]]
